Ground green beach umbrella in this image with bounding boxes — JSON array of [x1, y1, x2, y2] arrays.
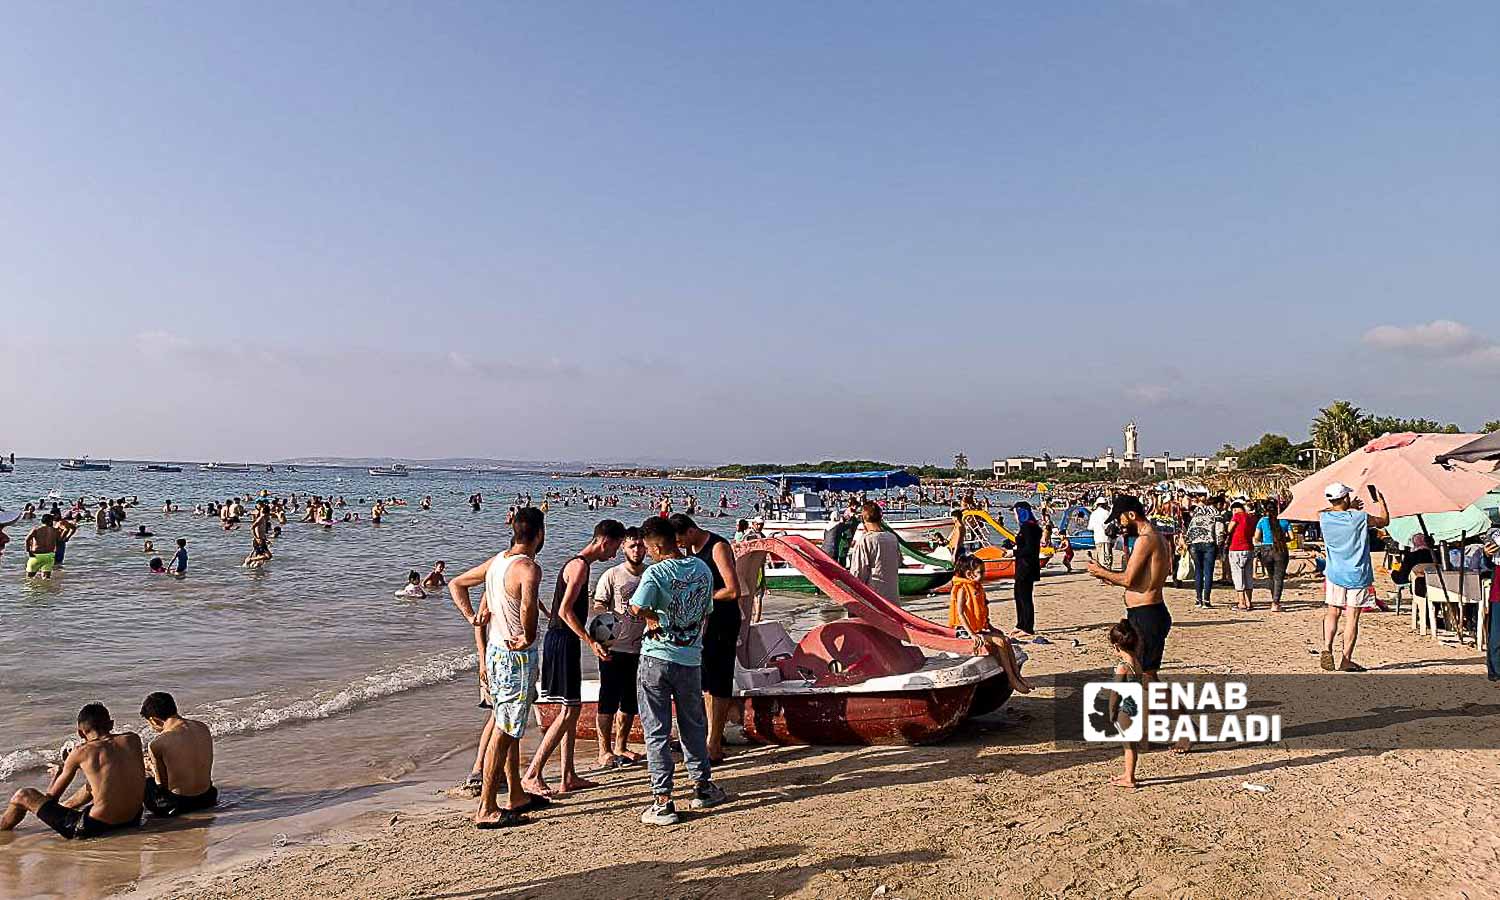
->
[[1385, 490, 1500, 547]]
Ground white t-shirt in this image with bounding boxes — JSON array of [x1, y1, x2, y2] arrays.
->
[[1088, 507, 1111, 546], [593, 563, 646, 654]]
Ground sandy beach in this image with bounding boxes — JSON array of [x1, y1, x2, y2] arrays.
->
[[125, 564, 1500, 900]]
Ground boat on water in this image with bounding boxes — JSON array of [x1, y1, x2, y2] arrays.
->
[[139, 464, 183, 473], [59, 457, 112, 471], [201, 462, 252, 473], [368, 464, 410, 477], [537, 534, 1023, 746], [761, 557, 953, 596]]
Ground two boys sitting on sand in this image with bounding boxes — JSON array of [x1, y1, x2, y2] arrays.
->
[[1, 692, 217, 840]]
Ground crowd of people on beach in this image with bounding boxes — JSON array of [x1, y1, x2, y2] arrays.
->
[[5, 470, 1495, 841]]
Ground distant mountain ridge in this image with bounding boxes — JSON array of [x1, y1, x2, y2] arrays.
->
[[271, 456, 710, 471]]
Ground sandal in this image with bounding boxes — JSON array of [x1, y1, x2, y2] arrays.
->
[[1319, 651, 1335, 671], [476, 808, 530, 829], [1338, 660, 1367, 673]]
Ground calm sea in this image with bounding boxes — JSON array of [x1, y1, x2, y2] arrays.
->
[[0, 462, 792, 898]]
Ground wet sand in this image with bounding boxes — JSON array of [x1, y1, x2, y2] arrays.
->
[[123, 563, 1500, 899]]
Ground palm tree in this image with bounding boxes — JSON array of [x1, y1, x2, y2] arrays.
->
[[1310, 401, 1369, 458], [953, 452, 969, 470], [1484, 420, 1500, 433]]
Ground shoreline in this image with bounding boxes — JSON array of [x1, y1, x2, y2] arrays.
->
[[130, 568, 1500, 899]]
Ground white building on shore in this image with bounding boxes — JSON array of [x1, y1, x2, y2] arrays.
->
[[992, 422, 1238, 478]]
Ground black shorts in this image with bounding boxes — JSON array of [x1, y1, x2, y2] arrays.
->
[[540, 625, 582, 706], [1126, 602, 1173, 672], [252, 539, 270, 556], [701, 601, 741, 699], [36, 799, 140, 840], [597, 650, 640, 716], [144, 779, 219, 817]]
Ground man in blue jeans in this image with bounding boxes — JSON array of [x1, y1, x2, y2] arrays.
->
[[629, 516, 729, 825]]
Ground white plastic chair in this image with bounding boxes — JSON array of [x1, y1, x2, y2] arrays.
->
[[1410, 563, 1488, 646]]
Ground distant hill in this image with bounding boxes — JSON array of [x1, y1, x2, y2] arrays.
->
[[271, 456, 710, 471]]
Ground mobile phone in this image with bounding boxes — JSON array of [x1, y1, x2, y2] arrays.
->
[[1366, 484, 1380, 502]]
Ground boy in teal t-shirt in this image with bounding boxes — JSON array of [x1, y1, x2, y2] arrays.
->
[[629, 517, 727, 825]]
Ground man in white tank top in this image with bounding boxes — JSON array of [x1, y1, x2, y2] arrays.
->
[[448, 508, 546, 828]]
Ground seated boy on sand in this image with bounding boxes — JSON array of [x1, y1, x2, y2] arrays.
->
[[1, 703, 146, 840], [947, 555, 1032, 694], [140, 692, 219, 816]]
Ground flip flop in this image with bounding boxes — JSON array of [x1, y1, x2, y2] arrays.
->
[[1319, 651, 1335, 671], [1339, 660, 1367, 673], [476, 809, 530, 829], [513, 793, 554, 813]]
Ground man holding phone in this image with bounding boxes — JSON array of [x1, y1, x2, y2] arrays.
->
[[1318, 482, 1389, 672]]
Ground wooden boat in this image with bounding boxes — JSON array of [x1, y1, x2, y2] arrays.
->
[[534, 535, 1024, 747], [59, 457, 111, 471]]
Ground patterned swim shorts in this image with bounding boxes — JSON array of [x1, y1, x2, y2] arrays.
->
[[486, 641, 539, 739]]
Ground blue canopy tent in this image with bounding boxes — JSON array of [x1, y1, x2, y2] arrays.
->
[[745, 469, 920, 492]]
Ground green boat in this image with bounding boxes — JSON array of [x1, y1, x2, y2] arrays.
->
[[762, 563, 953, 596]]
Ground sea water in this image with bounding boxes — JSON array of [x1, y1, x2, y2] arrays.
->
[[0, 463, 795, 898]]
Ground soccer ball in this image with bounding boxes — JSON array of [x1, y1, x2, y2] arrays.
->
[[587, 611, 620, 645]]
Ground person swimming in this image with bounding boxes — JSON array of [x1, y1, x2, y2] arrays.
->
[[395, 571, 426, 599]]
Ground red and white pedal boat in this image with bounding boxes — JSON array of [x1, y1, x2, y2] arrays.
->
[[535, 535, 1024, 746]]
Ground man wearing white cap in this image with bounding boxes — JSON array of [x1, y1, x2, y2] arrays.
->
[[1318, 482, 1389, 672], [1088, 497, 1114, 571]]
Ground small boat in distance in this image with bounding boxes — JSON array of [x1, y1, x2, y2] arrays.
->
[[369, 464, 410, 477], [139, 464, 183, 473], [201, 462, 252, 473], [60, 457, 112, 471]]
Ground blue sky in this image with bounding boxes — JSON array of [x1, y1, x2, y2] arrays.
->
[[0, 2, 1495, 464]]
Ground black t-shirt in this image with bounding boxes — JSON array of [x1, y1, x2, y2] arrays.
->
[[694, 531, 729, 594]]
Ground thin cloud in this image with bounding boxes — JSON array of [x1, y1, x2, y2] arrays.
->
[[1124, 384, 1171, 405], [1362, 320, 1500, 372]]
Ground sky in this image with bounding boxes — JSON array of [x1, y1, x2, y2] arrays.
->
[[0, 2, 1495, 465]]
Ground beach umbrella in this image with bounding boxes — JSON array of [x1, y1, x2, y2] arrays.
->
[[1434, 431, 1500, 466], [1384, 490, 1500, 547], [1280, 432, 1500, 522]]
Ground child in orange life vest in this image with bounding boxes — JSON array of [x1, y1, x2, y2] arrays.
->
[[947, 555, 1033, 694]]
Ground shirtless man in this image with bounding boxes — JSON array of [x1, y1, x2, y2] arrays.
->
[[25, 514, 61, 579], [1087, 494, 1178, 784], [244, 502, 273, 567], [524, 519, 625, 796], [1, 703, 146, 839], [139, 692, 218, 816], [450, 507, 548, 828]]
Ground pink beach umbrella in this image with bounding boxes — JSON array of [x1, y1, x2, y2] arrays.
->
[[1280, 432, 1500, 522]]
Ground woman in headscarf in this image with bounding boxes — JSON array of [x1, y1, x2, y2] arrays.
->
[[1011, 501, 1044, 638]]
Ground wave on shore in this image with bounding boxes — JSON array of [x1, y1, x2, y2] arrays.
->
[[0, 647, 478, 782]]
